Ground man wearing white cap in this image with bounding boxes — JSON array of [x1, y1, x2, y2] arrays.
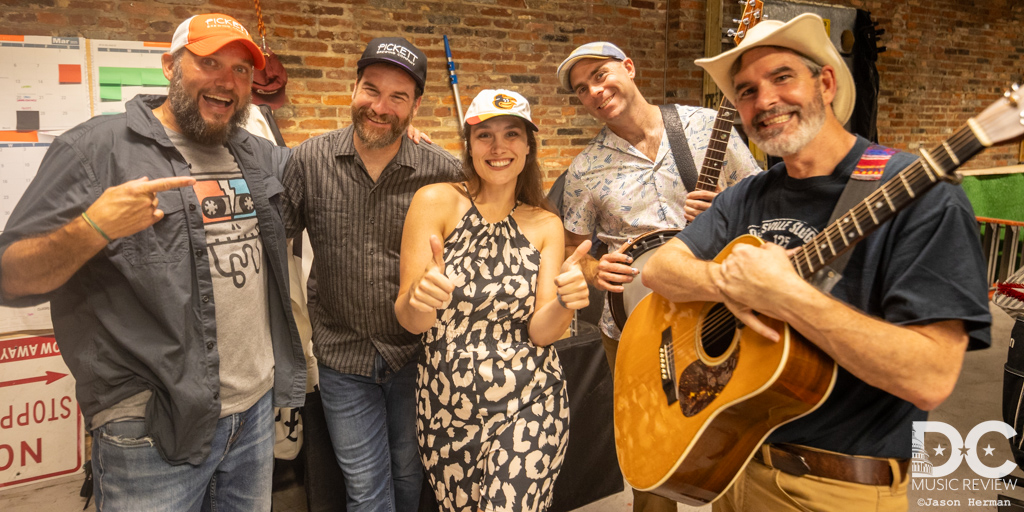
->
[[644, 14, 990, 510], [0, 12, 306, 511], [281, 37, 462, 512], [556, 42, 761, 511]]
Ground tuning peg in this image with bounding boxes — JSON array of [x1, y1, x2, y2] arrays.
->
[[1013, 83, 1020, 91], [877, 45, 887, 53], [875, 28, 886, 36]]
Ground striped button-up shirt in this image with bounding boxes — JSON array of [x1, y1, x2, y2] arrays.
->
[[282, 126, 463, 376]]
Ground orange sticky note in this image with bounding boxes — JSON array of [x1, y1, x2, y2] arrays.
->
[[0, 131, 39, 142], [58, 64, 82, 84]]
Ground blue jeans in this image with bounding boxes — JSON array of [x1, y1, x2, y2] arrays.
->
[[319, 354, 421, 512], [91, 391, 274, 512]]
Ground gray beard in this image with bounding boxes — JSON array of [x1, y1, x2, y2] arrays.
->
[[167, 65, 250, 146], [747, 91, 826, 157], [352, 105, 410, 149]]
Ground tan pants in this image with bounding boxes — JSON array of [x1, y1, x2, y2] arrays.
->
[[712, 454, 908, 512], [602, 333, 679, 512]]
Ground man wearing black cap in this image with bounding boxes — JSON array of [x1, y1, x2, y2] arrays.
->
[[281, 37, 462, 511]]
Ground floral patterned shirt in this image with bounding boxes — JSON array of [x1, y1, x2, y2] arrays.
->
[[562, 104, 762, 339]]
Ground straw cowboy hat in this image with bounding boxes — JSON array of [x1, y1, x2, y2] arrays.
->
[[694, 13, 855, 124]]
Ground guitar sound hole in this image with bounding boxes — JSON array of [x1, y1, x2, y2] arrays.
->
[[701, 303, 737, 359]]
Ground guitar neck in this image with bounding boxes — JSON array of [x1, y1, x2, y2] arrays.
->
[[790, 126, 986, 279], [695, 97, 738, 192]]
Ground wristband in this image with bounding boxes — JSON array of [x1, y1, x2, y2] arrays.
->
[[81, 212, 112, 243]]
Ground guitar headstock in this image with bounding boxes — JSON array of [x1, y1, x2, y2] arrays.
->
[[970, 84, 1024, 147], [730, 0, 765, 45]]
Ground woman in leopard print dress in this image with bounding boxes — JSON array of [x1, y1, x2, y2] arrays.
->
[[396, 90, 591, 512]]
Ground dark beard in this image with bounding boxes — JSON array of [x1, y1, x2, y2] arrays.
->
[[352, 104, 410, 149], [167, 64, 250, 146]]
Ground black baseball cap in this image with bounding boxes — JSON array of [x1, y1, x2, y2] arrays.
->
[[357, 37, 427, 88]]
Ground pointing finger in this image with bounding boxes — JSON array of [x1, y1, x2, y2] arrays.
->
[[137, 176, 197, 193]]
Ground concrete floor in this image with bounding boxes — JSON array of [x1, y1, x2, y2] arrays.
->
[[2, 304, 1018, 512]]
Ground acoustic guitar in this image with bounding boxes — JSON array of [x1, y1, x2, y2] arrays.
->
[[614, 85, 1024, 505]]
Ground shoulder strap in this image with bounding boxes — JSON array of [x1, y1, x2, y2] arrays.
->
[[659, 104, 699, 192], [257, 104, 287, 147], [461, 182, 475, 205], [808, 144, 899, 293]]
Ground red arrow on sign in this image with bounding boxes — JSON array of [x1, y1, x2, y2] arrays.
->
[[0, 371, 68, 388]]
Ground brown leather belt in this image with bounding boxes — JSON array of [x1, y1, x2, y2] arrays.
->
[[753, 444, 909, 486]]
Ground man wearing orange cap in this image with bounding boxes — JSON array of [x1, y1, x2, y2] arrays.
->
[[643, 14, 990, 510], [0, 13, 305, 511]]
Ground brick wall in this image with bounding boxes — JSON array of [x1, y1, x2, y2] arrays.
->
[[3, 0, 1022, 181]]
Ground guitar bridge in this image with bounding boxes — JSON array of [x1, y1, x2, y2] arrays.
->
[[659, 327, 679, 406]]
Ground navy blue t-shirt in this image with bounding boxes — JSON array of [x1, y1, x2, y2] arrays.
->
[[677, 136, 992, 458]]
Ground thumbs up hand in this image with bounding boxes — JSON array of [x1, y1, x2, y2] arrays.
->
[[554, 240, 592, 310], [409, 235, 455, 313]]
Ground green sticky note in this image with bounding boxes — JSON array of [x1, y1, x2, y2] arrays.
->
[[141, 68, 169, 86], [119, 68, 142, 86], [98, 67, 121, 86], [100, 84, 122, 102]]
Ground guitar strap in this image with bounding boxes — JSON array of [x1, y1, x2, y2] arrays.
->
[[808, 144, 899, 293], [659, 104, 700, 192]]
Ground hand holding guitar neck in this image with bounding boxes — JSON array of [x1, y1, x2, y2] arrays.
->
[[683, 187, 720, 222], [555, 240, 592, 310], [408, 234, 454, 313], [595, 240, 639, 293]]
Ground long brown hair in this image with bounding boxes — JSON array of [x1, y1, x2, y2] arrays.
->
[[461, 119, 554, 213]]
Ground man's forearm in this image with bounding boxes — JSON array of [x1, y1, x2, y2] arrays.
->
[[642, 238, 722, 303], [1, 216, 107, 300], [774, 288, 968, 411]]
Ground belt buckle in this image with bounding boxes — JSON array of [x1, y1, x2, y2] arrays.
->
[[774, 446, 812, 477]]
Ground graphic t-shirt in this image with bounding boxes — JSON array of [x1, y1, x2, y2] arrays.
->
[[168, 128, 274, 417], [677, 136, 992, 458]]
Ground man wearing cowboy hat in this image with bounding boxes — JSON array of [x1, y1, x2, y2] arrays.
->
[[0, 13, 306, 511], [643, 13, 990, 510], [556, 42, 761, 511]]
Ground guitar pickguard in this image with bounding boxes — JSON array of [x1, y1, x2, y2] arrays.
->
[[678, 345, 739, 417]]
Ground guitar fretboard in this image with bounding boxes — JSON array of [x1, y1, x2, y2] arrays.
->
[[790, 126, 985, 279], [695, 98, 738, 192]]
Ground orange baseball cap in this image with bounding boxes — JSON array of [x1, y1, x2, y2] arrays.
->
[[169, 14, 266, 70]]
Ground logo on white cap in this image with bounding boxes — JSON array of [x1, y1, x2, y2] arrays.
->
[[493, 94, 517, 110]]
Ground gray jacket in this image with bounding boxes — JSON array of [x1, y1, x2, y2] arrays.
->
[[0, 95, 306, 465]]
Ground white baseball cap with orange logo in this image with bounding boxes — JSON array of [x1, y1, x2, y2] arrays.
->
[[170, 13, 266, 70], [463, 89, 538, 131]]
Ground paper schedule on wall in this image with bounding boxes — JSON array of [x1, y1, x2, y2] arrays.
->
[[89, 39, 169, 115], [0, 35, 91, 132]]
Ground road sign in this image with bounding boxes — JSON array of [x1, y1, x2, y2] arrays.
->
[[0, 335, 83, 489]]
